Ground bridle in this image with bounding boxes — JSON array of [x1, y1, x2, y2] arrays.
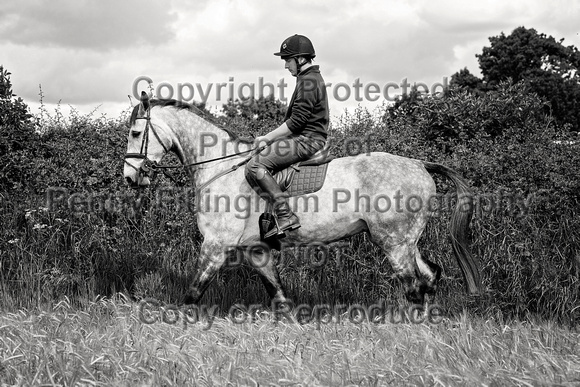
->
[[124, 104, 171, 180], [124, 103, 269, 188]]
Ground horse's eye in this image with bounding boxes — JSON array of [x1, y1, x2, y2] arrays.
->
[[131, 130, 142, 138]]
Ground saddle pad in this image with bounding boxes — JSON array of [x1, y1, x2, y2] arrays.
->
[[284, 163, 329, 197]]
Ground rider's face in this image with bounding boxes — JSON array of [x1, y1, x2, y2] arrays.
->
[[284, 58, 298, 76]]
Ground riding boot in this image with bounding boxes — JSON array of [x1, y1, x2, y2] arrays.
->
[[254, 170, 300, 238], [266, 196, 301, 238]]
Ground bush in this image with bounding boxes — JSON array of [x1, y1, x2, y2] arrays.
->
[[0, 66, 39, 193]]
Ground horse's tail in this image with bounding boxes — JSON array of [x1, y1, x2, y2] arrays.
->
[[423, 161, 482, 295]]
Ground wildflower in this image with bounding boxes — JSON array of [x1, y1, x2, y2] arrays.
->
[[8, 238, 20, 244]]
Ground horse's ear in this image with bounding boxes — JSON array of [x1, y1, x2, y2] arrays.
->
[[140, 91, 150, 110], [138, 91, 150, 116]]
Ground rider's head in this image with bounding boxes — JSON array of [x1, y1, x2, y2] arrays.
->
[[274, 34, 315, 76]]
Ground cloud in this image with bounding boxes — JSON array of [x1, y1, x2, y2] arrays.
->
[[0, 0, 578, 119], [0, 0, 177, 50]]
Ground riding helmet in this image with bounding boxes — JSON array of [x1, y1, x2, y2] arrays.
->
[[274, 34, 316, 59]]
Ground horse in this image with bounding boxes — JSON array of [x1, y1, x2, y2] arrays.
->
[[124, 93, 481, 306]]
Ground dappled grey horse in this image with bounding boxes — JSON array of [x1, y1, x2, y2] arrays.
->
[[124, 94, 481, 305]]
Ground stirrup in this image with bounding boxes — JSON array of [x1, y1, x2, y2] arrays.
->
[[264, 214, 300, 239], [264, 214, 287, 239]]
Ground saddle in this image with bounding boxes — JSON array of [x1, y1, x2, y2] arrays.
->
[[273, 145, 335, 196]]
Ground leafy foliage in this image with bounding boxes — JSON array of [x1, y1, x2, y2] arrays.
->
[[450, 68, 488, 95], [385, 81, 547, 148], [478, 27, 580, 85], [452, 26, 580, 131], [0, 66, 39, 192], [384, 80, 579, 200], [219, 95, 287, 136]]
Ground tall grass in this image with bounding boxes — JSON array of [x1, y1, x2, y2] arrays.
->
[[0, 297, 578, 386]]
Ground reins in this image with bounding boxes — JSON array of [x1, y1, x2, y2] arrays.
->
[[124, 105, 268, 186]]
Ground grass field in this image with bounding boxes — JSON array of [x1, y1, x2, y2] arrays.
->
[[0, 296, 579, 386]]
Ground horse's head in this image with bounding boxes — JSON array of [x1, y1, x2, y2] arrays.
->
[[124, 92, 172, 188]]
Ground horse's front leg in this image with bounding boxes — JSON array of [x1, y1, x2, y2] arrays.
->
[[183, 241, 229, 305], [242, 241, 291, 305]]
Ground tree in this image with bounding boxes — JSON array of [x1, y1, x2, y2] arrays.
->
[[478, 27, 580, 86], [474, 27, 580, 131]]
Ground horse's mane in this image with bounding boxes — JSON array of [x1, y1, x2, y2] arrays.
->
[[129, 98, 246, 142]]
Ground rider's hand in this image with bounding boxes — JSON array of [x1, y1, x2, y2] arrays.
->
[[254, 135, 271, 147]]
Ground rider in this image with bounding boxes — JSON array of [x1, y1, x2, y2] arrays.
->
[[245, 34, 329, 239]]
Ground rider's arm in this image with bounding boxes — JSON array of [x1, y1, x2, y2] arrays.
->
[[257, 122, 292, 144], [284, 77, 315, 135]]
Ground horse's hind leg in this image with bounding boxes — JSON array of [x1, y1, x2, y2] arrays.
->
[[385, 242, 441, 304], [416, 252, 442, 301]]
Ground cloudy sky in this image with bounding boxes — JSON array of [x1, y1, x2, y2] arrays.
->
[[1, 0, 579, 122]]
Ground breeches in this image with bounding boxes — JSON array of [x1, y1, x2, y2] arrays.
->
[[245, 135, 326, 185]]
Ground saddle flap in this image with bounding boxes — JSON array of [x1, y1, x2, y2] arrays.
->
[[273, 144, 333, 194]]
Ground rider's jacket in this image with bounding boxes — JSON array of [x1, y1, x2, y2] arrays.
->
[[284, 65, 329, 140]]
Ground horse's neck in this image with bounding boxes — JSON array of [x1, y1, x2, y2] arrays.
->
[[173, 112, 251, 190]]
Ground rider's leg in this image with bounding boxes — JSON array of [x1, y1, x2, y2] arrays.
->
[[245, 136, 325, 238], [254, 166, 300, 238]]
